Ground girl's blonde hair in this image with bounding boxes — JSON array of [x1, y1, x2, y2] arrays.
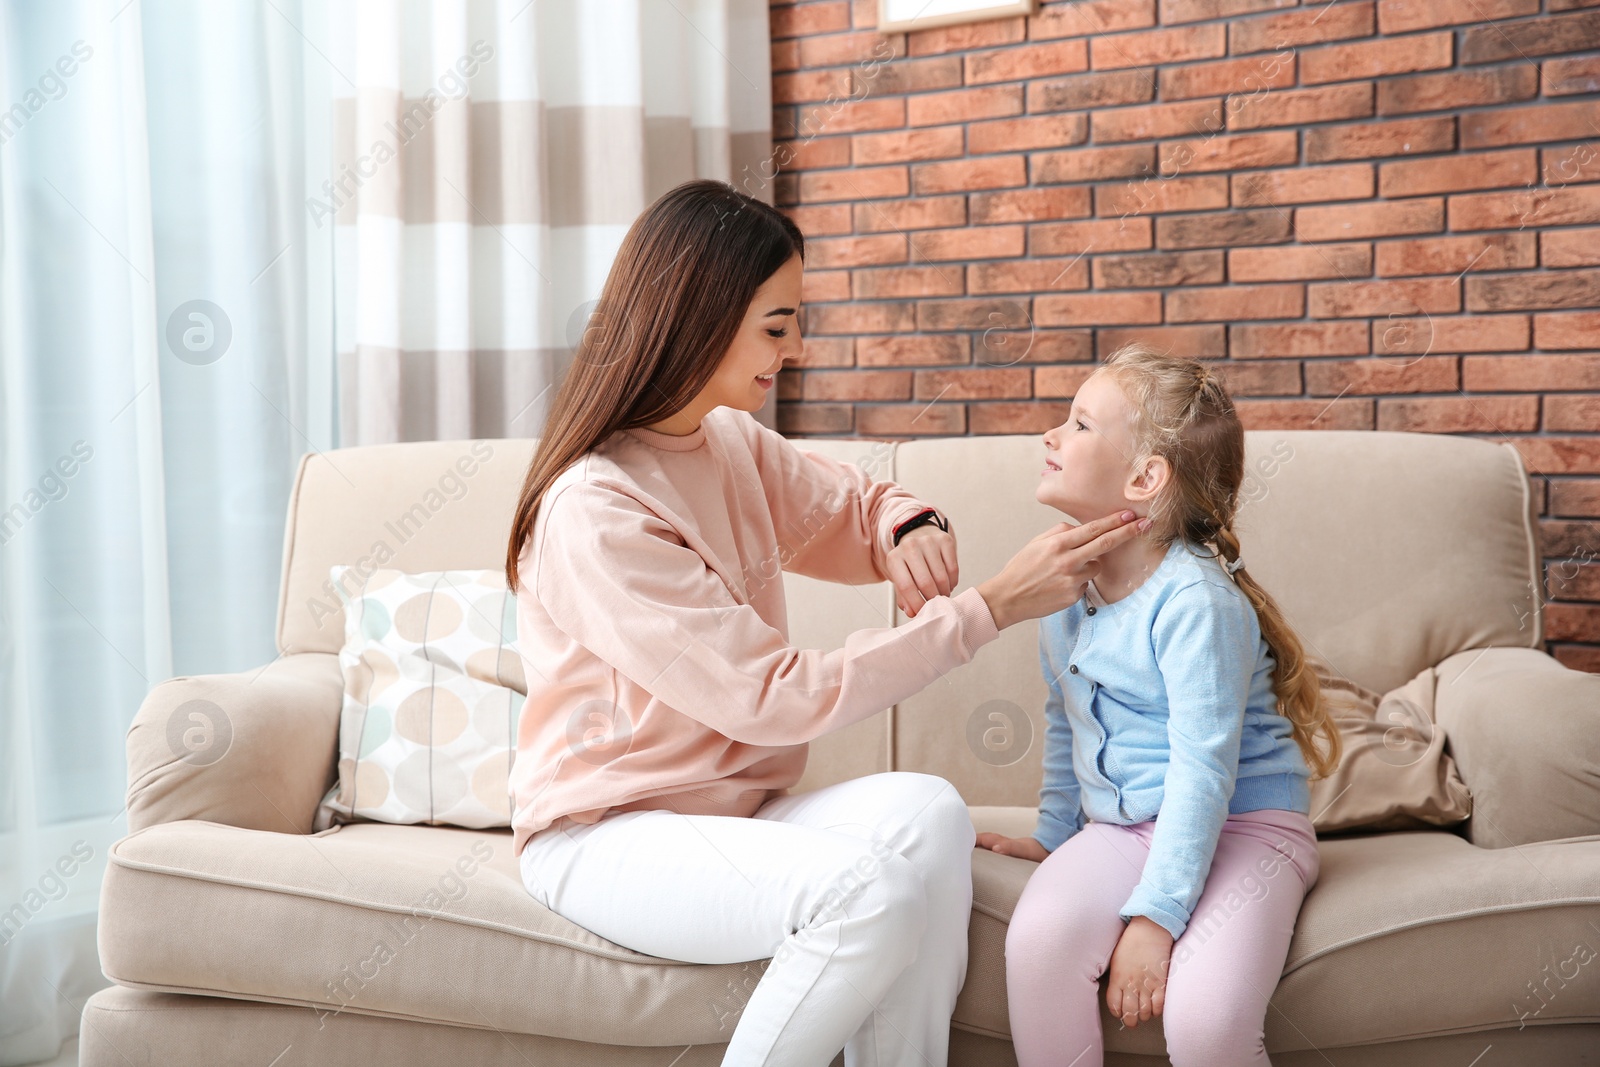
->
[[1097, 341, 1344, 780]]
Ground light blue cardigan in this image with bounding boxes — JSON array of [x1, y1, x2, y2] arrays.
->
[[1031, 537, 1314, 940]]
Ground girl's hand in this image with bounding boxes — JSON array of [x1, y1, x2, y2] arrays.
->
[[886, 524, 958, 618], [974, 832, 1049, 862], [1106, 916, 1173, 1028]]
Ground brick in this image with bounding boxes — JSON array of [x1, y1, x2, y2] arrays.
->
[[1032, 217, 1154, 255], [1030, 0, 1158, 40], [1462, 100, 1600, 149], [1035, 292, 1164, 326], [916, 298, 1031, 331], [906, 16, 1026, 56], [1230, 2, 1376, 54], [851, 55, 962, 96], [852, 196, 966, 233], [1029, 70, 1155, 113], [912, 368, 1031, 401], [1090, 25, 1227, 71], [911, 155, 1026, 195], [804, 301, 917, 334], [966, 40, 1088, 85], [969, 257, 1091, 294], [1548, 485, 1600, 521], [856, 403, 966, 437], [1229, 84, 1373, 131], [1168, 283, 1305, 322], [1302, 33, 1454, 86], [793, 97, 905, 137], [1379, 395, 1539, 433], [1033, 144, 1156, 183], [1035, 364, 1103, 397], [792, 336, 854, 369], [774, 136, 851, 171], [1307, 118, 1457, 163], [1209, 360, 1303, 394], [1376, 233, 1538, 277], [1296, 199, 1444, 241], [803, 369, 912, 402], [1547, 603, 1600, 644], [969, 402, 1077, 435], [1544, 57, 1600, 97], [1546, 400, 1600, 437], [968, 113, 1087, 155], [1233, 164, 1375, 207], [1092, 250, 1224, 287], [1160, 54, 1296, 101], [803, 269, 852, 303], [1378, 149, 1537, 197], [1374, 314, 1530, 354], [1092, 100, 1225, 143], [1234, 397, 1375, 429], [796, 165, 908, 203], [1468, 270, 1600, 312], [772, 38, 800, 74], [776, 403, 853, 434], [1462, 10, 1600, 64], [1097, 324, 1227, 358], [911, 86, 1022, 127], [1229, 242, 1373, 282], [807, 233, 907, 269], [1544, 143, 1600, 187], [1544, 228, 1600, 268], [1158, 131, 1298, 173], [856, 334, 970, 367], [1535, 312, 1600, 350], [1232, 321, 1371, 358], [1097, 174, 1231, 216], [1465, 354, 1600, 391], [852, 127, 964, 165], [774, 70, 853, 106], [1450, 185, 1600, 230], [974, 330, 1095, 366], [971, 187, 1091, 224], [771, 2, 851, 38], [911, 225, 1025, 261], [1157, 209, 1291, 249], [797, 31, 906, 69], [1377, 0, 1538, 31], [1160, 0, 1297, 25], [1377, 65, 1539, 115], [782, 203, 854, 236], [1306, 356, 1460, 395], [1309, 277, 1462, 317], [851, 265, 966, 299]]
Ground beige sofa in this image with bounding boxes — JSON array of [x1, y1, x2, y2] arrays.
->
[[85, 426, 1600, 1065]]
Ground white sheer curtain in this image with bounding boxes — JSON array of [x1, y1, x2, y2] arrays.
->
[[0, 1, 334, 1062]]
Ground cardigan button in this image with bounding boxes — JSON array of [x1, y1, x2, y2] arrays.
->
[[1086, 605, 1097, 615], [1069, 664, 1078, 674]]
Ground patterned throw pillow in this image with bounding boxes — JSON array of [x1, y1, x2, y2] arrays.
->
[[313, 566, 527, 831]]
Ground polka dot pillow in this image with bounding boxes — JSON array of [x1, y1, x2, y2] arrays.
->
[[312, 566, 527, 831]]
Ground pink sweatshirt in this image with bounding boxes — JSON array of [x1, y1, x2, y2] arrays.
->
[[509, 405, 1001, 858]]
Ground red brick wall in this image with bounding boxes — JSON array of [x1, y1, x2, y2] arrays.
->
[[767, 0, 1600, 669]]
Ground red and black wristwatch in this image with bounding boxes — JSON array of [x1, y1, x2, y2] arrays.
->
[[891, 507, 951, 547]]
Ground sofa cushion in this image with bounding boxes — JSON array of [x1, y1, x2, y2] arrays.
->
[[964, 807, 1600, 1054]]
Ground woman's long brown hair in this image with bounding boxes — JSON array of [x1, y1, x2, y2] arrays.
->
[[505, 179, 805, 592]]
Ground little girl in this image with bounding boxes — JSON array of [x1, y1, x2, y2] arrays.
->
[[976, 342, 1344, 1066]]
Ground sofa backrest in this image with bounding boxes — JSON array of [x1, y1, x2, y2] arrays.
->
[[278, 429, 1541, 804]]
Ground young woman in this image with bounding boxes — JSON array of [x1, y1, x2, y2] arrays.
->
[[502, 178, 1148, 1067], [977, 343, 1344, 1065]]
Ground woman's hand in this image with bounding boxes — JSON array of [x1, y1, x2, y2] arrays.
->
[[886, 524, 958, 618], [1106, 915, 1173, 1029], [976, 510, 1150, 630], [974, 832, 1049, 862]]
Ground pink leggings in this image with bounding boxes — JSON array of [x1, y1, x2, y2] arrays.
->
[[1005, 808, 1320, 1067]]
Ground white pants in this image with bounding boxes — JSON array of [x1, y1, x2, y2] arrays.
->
[[519, 771, 977, 1067]]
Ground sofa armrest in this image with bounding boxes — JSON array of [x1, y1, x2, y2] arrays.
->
[[125, 652, 343, 834], [1433, 646, 1600, 849]]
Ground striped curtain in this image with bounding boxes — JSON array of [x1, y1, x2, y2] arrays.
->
[[325, 0, 776, 445]]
